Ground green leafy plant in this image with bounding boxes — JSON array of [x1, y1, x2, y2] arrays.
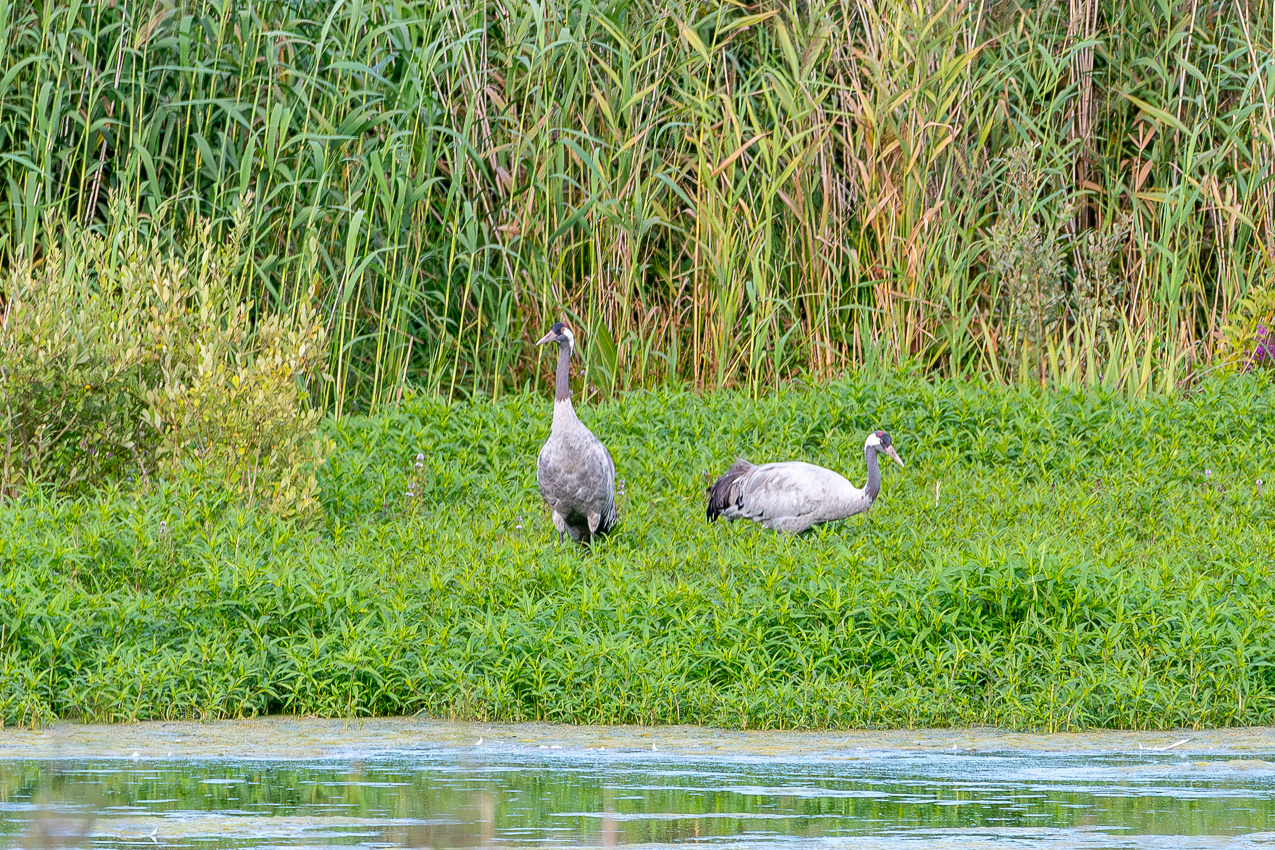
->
[[1071, 216, 1130, 337], [984, 145, 1072, 379], [0, 195, 330, 514], [3, 373, 1274, 730], [1220, 281, 1275, 373]]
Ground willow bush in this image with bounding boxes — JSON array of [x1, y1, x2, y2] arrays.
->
[[0, 195, 330, 511], [1, 0, 1272, 408]]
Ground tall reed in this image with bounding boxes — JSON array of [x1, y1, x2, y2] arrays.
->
[[1, 0, 1272, 408]]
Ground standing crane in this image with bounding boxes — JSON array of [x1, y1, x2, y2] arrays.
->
[[535, 322, 617, 544], [706, 431, 904, 533]]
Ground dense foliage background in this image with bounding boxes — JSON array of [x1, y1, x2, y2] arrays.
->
[[3, 0, 1273, 410]]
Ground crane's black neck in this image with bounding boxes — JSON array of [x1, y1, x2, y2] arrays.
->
[[864, 445, 882, 503], [555, 340, 573, 402]]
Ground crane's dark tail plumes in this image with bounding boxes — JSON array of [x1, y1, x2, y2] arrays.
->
[[579, 507, 618, 546], [706, 459, 753, 522]]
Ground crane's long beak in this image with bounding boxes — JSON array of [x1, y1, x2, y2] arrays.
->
[[885, 445, 905, 469], [535, 330, 557, 345]]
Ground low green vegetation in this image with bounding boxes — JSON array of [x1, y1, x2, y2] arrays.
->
[[3, 374, 1273, 731]]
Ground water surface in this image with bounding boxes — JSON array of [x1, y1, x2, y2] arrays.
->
[[3, 720, 1275, 848]]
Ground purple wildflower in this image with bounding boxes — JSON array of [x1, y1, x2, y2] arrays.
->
[[1246, 324, 1273, 371]]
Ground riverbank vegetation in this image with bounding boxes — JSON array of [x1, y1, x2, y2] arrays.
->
[[3, 0, 1274, 406], [3, 374, 1273, 731]]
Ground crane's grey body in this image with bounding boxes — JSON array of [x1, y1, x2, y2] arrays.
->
[[707, 431, 904, 534], [536, 323, 617, 544]]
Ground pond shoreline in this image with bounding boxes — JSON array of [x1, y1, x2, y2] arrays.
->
[[3, 717, 1274, 762]]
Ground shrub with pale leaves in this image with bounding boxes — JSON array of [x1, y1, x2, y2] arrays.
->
[[0, 195, 330, 515]]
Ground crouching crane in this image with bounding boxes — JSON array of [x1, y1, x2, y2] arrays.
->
[[535, 322, 617, 544], [706, 431, 905, 534]]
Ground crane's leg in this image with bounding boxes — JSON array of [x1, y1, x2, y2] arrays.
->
[[552, 510, 566, 544], [587, 511, 601, 535]]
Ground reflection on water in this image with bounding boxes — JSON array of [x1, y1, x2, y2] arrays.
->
[[4, 738, 1275, 848]]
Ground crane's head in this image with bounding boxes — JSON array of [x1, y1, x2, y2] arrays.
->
[[865, 430, 905, 468], [536, 322, 575, 352]]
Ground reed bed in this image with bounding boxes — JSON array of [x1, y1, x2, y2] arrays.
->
[[2, 374, 1273, 730], [2, 0, 1273, 408]]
